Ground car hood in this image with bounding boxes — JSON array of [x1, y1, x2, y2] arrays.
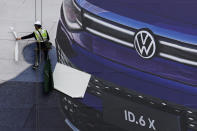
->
[[84, 0, 197, 25], [77, 0, 197, 44]]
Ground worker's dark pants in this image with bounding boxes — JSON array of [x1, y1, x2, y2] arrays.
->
[[34, 42, 49, 66]]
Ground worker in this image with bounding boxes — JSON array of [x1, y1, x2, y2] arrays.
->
[[16, 21, 50, 70]]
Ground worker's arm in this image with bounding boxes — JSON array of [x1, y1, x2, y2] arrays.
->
[[16, 33, 35, 40]]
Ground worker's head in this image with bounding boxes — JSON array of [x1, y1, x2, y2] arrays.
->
[[34, 21, 42, 30]]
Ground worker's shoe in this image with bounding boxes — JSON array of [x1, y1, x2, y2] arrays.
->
[[32, 65, 39, 70]]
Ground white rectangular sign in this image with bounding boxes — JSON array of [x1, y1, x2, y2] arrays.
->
[[53, 63, 91, 98]]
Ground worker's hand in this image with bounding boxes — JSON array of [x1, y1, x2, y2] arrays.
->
[[16, 38, 21, 40]]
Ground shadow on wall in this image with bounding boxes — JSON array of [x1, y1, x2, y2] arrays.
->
[[0, 43, 70, 131], [10, 42, 57, 83]]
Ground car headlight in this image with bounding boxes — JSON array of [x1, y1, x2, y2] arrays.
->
[[63, 0, 82, 30]]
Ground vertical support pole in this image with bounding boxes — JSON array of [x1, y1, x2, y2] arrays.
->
[[41, 0, 43, 25], [40, 0, 42, 63], [35, 0, 37, 21]]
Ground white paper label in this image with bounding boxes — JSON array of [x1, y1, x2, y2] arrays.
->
[[53, 63, 91, 98]]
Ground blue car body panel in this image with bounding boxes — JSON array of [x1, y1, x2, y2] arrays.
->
[[56, 0, 197, 130], [60, 21, 197, 110], [69, 37, 197, 108], [77, 0, 197, 44]]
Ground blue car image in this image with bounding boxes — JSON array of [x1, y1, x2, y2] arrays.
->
[[55, 0, 197, 130]]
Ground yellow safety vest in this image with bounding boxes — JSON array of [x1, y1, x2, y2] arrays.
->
[[34, 29, 48, 42]]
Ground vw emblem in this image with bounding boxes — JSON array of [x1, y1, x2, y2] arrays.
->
[[134, 30, 157, 59]]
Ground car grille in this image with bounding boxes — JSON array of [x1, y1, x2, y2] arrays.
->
[[82, 11, 197, 67], [56, 40, 197, 131]]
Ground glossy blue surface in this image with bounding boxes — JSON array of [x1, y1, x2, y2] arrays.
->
[[62, 0, 197, 113], [77, 0, 197, 44], [68, 40, 197, 109], [57, 0, 197, 129], [67, 24, 197, 86]]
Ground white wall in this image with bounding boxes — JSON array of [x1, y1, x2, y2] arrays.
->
[[0, 0, 63, 83]]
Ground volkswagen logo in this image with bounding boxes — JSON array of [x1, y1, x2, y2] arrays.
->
[[134, 30, 157, 59]]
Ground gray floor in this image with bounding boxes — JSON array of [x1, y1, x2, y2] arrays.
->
[[0, 81, 70, 131], [0, 0, 72, 130], [0, 44, 72, 131]]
